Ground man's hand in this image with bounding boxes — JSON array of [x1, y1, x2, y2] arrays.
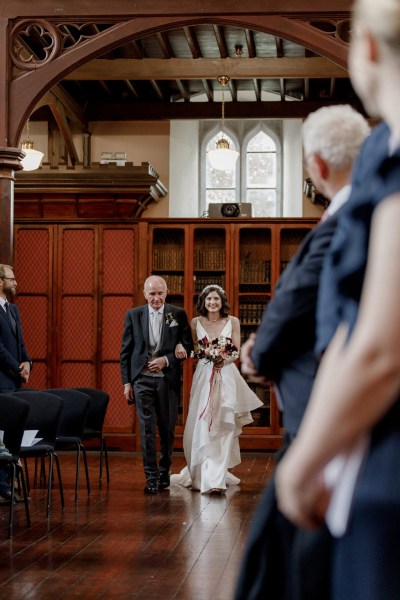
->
[[124, 382, 135, 404], [240, 334, 269, 384], [19, 361, 31, 382], [147, 356, 167, 373], [175, 343, 187, 359]]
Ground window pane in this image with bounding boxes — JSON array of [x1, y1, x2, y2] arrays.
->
[[247, 189, 277, 217], [247, 131, 275, 152], [247, 153, 276, 187], [206, 163, 235, 187], [207, 190, 236, 204]]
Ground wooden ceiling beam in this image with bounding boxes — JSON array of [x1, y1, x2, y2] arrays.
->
[[201, 79, 214, 102], [89, 99, 364, 121], [64, 57, 348, 80], [48, 103, 80, 165], [184, 26, 202, 59], [213, 25, 229, 59]]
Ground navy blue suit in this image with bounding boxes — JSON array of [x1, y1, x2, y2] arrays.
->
[[235, 215, 341, 600], [316, 122, 390, 356], [0, 302, 31, 393], [314, 132, 400, 599]]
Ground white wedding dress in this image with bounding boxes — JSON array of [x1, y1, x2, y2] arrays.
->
[[171, 318, 263, 494]]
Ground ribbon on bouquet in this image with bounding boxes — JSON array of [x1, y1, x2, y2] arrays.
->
[[199, 365, 222, 431]]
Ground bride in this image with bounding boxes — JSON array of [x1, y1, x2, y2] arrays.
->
[[171, 284, 262, 494]]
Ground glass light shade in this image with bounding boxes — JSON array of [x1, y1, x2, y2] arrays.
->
[[21, 141, 44, 171], [207, 138, 239, 171]]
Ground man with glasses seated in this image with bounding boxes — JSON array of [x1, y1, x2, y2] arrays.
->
[[0, 264, 32, 503]]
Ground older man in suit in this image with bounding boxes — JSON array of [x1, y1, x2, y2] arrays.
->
[[0, 263, 32, 503], [235, 105, 370, 600], [120, 275, 193, 494]]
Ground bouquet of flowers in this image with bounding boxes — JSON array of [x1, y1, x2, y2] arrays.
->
[[191, 335, 239, 366]]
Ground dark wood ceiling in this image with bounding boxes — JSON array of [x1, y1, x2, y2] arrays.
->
[[26, 21, 359, 129]]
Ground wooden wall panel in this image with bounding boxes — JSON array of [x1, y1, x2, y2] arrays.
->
[[101, 228, 136, 434], [59, 227, 97, 388], [14, 227, 52, 388]]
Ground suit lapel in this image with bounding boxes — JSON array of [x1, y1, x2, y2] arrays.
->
[[140, 306, 150, 346], [0, 303, 17, 337], [159, 304, 170, 349]]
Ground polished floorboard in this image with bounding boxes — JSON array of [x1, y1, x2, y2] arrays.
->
[[0, 452, 275, 600]]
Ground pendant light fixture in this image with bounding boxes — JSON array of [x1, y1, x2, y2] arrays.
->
[[207, 76, 239, 172], [20, 118, 44, 171]]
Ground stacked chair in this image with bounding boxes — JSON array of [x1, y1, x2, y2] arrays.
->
[[46, 388, 91, 502], [0, 393, 31, 537], [14, 390, 65, 518], [73, 388, 110, 486]]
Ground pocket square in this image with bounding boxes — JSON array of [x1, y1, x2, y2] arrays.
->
[[169, 320, 179, 327]]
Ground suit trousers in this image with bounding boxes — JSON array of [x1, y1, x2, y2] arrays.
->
[[133, 374, 179, 482], [235, 446, 332, 600]]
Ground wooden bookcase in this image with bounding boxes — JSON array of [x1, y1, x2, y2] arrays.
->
[[14, 217, 317, 451], [147, 219, 316, 450]]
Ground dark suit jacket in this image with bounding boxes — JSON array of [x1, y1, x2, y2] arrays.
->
[[0, 302, 31, 392], [251, 214, 339, 437], [120, 302, 193, 395], [316, 122, 390, 356]]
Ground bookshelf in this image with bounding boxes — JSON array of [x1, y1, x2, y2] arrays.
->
[[148, 218, 317, 449]]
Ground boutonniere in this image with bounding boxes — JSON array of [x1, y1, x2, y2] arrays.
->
[[165, 312, 179, 327]]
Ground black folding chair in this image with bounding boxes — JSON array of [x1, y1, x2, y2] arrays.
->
[[73, 388, 110, 486], [0, 393, 31, 537], [46, 388, 91, 502], [14, 391, 65, 518]]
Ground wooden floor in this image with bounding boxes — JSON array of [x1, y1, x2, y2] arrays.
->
[[0, 451, 276, 600]]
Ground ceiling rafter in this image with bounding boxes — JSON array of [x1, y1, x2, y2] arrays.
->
[[65, 57, 348, 80]]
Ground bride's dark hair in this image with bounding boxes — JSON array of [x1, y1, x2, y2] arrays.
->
[[197, 285, 230, 318]]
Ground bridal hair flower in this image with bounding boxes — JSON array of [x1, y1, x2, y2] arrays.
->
[[201, 284, 225, 296]]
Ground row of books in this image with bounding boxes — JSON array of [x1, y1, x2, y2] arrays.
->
[[240, 259, 271, 284], [153, 247, 184, 270], [162, 274, 184, 294], [194, 248, 226, 270], [239, 303, 265, 324], [193, 275, 226, 293]]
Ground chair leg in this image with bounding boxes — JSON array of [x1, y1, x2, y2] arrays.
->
[[53, 452, 65, 512], [19, 465, 31, 529], [74, 444, 80, 503], [81, 444, 91, 496], [8, 463, 16, 538], [46, 453, 53, 518], [99, 436, 110, 486], [23, 457, 30, 496]]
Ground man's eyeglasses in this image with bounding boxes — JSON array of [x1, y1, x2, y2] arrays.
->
[[1, 277, 16, 281]]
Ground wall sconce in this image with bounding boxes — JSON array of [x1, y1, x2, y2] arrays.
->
[[20, 118, 44, 171], [207, 76, 239, 172]]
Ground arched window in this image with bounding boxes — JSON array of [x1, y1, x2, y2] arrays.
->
[[205, 131, 239, 211], [245, 130, 277, 217], [201, 121, 281, 217]]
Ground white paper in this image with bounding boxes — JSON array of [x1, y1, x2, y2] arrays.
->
[[21, 430, 42, 447], [324, 435, 369, 537]]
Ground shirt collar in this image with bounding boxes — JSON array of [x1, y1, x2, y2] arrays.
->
[[0, 297, 7, 310], [326, 184, 352, 217], [149, 306, 165, 316]]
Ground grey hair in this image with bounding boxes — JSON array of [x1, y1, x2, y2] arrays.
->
[[354, 0, 400, 55], [302, 104, 370, 170]]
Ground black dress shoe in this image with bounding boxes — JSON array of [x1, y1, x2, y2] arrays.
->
[[144, 481, 158, 495], [158, 472, 170, 490]]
